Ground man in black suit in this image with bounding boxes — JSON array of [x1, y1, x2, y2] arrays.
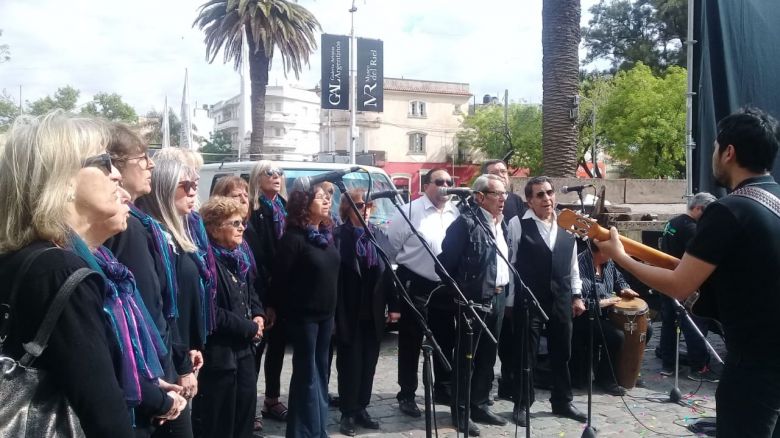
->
[[439, 174, 512, 436]]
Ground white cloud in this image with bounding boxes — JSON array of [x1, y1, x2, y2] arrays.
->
[[0, 0, 601, 112]]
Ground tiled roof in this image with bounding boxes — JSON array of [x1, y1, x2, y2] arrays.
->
[[384, 77, 471, 96]]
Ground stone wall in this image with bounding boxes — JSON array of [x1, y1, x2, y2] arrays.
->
[[509, 177, 688, 204]]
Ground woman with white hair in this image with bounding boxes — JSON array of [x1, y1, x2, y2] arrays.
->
[[137, 158, 209, 436], [244, 160, 290, 425], [0, 113, 146, 436]]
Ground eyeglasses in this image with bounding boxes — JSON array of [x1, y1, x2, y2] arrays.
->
[[264, 168, 284, 177], [222, 220, 246, 229], [178, 180, 198, 193], [355, 202, 374, 210], [534, 189, 555, 199], [82, 153, 113, 174], [114, 152, 150, 167], [489, 167, 509, 175], [313, 193, 332, 201], [482, 190, 508, 199], [433, 178, 454, 187]]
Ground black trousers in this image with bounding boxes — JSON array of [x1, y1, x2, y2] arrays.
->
[[571, 312, 625, 386], [263, 317, 288, 398], [452, 292, 505, 409], [658, 295, 710, 370], [497, 306, 516, 394], [396, 266, 455, 401], [513, 307, 573, 409], [192, 354, 257, 438], [337, 319, 381, 416], [286, 317, 333, 438], [716, 354, 780, 438]]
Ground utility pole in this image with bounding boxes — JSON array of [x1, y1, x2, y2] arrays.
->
[[18, 85, 22, 115], [503, 89, 509, 149], [349, 0, 358, 164]]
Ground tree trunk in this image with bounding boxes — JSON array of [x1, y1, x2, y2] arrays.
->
[[247, 31, 269, 161], [542, 0, 581, 177]]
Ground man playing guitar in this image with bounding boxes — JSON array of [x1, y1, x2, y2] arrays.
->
[[595, 107, 780, 438]]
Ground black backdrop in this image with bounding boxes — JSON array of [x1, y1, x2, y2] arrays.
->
[[692, 0, 780, 194]]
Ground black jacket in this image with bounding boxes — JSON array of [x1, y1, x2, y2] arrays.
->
[[267, 226, 340, 322], [438, 204, 510, 302], [202, 257, 264, 371], [0, 242, 134, 438], [244, 197, 286, 302], [334, 224, 398, 344]]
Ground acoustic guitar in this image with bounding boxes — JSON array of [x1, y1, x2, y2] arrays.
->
[[557, 209, 719, 321]]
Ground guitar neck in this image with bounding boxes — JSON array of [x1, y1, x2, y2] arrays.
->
[[591, 224, 680, 270]]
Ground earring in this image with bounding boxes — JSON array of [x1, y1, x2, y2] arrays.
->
[[66, 192, 75, 202]]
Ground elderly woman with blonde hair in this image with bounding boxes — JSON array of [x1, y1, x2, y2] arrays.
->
[[0, 112, 175, 437], [192, 196, 264, 438]]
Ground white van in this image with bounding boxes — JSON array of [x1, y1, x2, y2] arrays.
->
[[199, 161, 400, 227]]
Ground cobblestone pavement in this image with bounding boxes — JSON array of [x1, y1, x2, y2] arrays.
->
[[257, 321, 721, 437]]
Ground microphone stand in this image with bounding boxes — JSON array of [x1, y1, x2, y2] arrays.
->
[[335, 181, 451, 438], [462, 199, 549, 438], [385, 194, 497, 438], [581, 241, 601, 438]]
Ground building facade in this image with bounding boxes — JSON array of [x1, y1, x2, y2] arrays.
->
[[209, 85, 321, 160], [320, 77, 480, 196]]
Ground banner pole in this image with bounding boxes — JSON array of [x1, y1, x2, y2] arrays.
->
[[349, 1, 358, 165]]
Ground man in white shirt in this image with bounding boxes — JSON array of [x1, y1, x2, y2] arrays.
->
[[438, 174, 511, 435], [386, 167, 460, 418], [506, 176, 587, 426]]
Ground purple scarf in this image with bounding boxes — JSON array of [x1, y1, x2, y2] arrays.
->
[[129, 204, 179, 319], [348, 223, 379, 268], [186, 212, 218, 337], [305, 224, 333, 249], [260, 194, 287, 240], [211, 243, 252, 284], [94, 247, 167, 408]]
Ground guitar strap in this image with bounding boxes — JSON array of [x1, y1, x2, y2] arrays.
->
[[729, 184, 780, 219]]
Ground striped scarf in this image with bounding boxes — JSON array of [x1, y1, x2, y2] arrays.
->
[[68, 235, 166, 410], [186, 212, 218, 337], [348, 223, 379, 268], [211, 243, 251, 284], [129, 204, 178, 319]]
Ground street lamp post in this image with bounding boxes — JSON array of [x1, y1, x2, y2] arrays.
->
[[580, 95, 599, 177]]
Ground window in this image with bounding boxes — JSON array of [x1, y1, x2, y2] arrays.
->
[[274, 128, 282, 137], [274, 102, 282, 112], [408, 100, 427, 118], [408, 132, 426, 154]]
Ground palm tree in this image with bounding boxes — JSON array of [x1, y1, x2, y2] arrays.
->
[[194, 0, 320, 160], [541, 0, 581, 176]]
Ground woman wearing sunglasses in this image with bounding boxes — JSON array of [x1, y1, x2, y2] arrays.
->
[[137, 158, 209, 436], [244, 160, 290, 425], [194, 196, 264, 438], [333, 189, 399, 436], [0, 113, 138, 437]]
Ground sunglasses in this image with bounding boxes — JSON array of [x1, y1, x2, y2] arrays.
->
[[264, 168, 284, 177], [82, 153, 113, 173], [178, 180, 198, 193], [433, 178, 454, 187], [534, 189, 555, 199], [355, 202, 374, 210], [222, 220, 246, 229]]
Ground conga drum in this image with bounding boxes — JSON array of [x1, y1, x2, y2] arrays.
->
[[608, 297, 649, 389]]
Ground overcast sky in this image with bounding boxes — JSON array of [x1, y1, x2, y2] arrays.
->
[[0, 0, 601, 115]]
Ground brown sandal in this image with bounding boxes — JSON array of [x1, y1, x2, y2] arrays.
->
[[262, 401, 288, 421]]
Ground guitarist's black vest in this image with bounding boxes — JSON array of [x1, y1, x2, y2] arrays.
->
[[514, 217, 576, 321]]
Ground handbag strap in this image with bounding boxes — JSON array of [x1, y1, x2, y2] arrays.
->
[[730, 185, 780, 219], [0, 247, 57, 346], [19, 268, 97, 367]]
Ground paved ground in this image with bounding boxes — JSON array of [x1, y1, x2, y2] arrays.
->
[[257, 320, 721, 437]]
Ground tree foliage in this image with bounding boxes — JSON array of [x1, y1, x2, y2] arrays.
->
[[0, 91, 19, 132], [27, 86, 80, 116], [599, 62, 686, 178], [0, 29, 10, 63], [141, 109, 181, 147], [81, 92, 138, 123], [582, 0, 686, 73], [459, 103, 543, 174], [200, 131, 235, 163], [577, 74, 615, 177]]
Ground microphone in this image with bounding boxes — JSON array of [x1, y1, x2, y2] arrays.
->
[[368, 189, 408, 201], [560, 184, 594, 194], [437, 187, 474, 198], [292, 166, 362, 192]]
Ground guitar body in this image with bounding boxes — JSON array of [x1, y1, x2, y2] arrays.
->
[[557, 209, 721, 324]]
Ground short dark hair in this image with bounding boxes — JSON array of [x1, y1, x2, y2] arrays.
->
[[422, 167, 450, 185], [480, 159, 505, 174], [716, 106, 780, 173], [524, 176, 554, 199]]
